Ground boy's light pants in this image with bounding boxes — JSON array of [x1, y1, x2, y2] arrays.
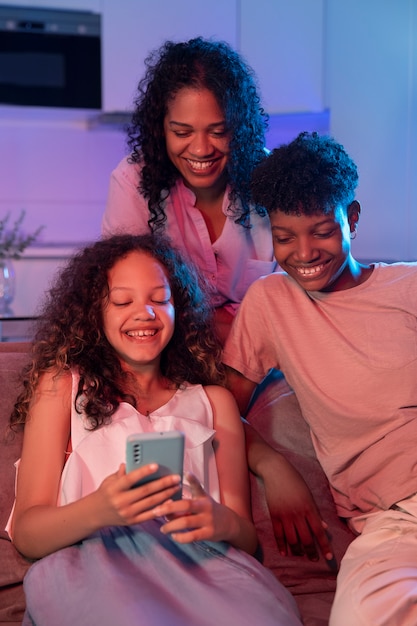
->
[[330, 494, 417, 626]]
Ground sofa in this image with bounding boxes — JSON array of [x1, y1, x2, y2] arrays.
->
[[0, 342, 355, 626], [0, 343, 32, 625]]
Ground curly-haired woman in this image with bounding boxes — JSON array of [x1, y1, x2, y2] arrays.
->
[[102, 37, 276, 343]]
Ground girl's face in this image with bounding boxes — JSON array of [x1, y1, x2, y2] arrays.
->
[[102, 251, 175, 370], [163, 87, 230, 198], [270, 203, 362, 292]]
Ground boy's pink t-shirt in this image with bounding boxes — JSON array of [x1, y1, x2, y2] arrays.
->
[[223, 262, 417, 519]]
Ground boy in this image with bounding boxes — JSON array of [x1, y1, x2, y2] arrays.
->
[[223, 132, 417, 625]]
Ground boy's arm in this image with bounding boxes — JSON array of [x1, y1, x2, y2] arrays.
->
[[225, 366, 334, 563]]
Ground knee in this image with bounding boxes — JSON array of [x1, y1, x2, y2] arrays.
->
[[330, 567, 417, 626]]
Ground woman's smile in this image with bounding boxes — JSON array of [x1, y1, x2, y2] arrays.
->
[[164, 87, 230, 197]]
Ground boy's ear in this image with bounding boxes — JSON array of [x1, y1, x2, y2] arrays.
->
[[347, 200, 361, 232]]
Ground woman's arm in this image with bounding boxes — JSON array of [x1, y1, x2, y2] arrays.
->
[[11, 371, 182, 559], [102, 158, 150, 237]]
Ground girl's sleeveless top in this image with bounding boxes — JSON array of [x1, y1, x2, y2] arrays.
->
[[60, 372, 220, 505]]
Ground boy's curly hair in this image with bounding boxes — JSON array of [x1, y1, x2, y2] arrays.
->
[[251, 132, 358, 215], [127, 37, 268, 228], [10, 234, 224, 430]]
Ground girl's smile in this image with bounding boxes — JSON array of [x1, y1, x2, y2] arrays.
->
[[103, 251, 175, 368]]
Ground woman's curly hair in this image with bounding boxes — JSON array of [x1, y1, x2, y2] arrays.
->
[[10, 234, 224, 431], [127, 37, 268, 228], [251, 132, 359, 215]]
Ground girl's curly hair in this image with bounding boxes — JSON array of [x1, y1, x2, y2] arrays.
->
[[127, 37, 268, 229], [10, 234, 224, 431], [251, 132, 359, 215]]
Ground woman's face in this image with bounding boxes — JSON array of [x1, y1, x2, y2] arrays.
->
[[102, 251, 175, 371], [163, 87, 230, 198]]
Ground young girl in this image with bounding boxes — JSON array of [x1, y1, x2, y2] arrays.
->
[[8, 234, 301, 626], [102, 37, 276, 344]]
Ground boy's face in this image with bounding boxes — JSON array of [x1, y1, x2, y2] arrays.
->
[[269, 203, 360, 292]]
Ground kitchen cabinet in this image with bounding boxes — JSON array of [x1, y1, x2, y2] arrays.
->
[[240, 0, 325, 113], [99, 0, 325, 115], [0, 0, 325, 116], [100, 0, 238, 113]]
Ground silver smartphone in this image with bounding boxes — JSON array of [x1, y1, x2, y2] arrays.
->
[[126, 430, 185, 500]]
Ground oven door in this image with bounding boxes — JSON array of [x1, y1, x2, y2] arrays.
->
[[0, 7, 101, 110]]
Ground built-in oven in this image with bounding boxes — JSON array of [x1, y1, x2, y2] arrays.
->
[[0, 4, 101, 110]]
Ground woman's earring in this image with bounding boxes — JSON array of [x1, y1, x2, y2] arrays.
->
[[350, 230, 357, 240]]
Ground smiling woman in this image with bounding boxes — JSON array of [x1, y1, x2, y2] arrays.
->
[[163, 87, 230, 238], [102, 37, 276, 345]]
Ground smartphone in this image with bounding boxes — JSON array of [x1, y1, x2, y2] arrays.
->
[[126, 430, 185, 500]]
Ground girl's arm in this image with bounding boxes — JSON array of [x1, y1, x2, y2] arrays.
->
[[207, 384, 257, 551], [154, 385, 258, 554], [11, 370, 182, 559]]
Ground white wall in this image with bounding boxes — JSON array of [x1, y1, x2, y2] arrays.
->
[[100, 0, 239, 113], [325, 0, 417, 262], [0, 118, 125, 245], [240, 0, 325, 113]]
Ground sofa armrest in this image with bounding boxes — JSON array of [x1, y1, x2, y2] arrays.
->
[[0, 345, 32, 623]]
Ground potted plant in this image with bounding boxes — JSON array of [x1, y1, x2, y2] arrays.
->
[[0, 211, 44, 312]]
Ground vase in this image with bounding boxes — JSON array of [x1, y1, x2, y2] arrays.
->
[[0, 258, 16, 313]]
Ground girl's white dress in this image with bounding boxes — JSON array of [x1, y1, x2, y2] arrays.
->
[[21, 374, 301, 626]]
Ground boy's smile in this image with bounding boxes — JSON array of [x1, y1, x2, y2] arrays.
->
[[270, 203, 371, 292]]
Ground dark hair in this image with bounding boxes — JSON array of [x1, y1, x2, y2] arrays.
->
[[127, 36, 268, 228], [10, 234, 224, 430], [251, 132, 359, 215]]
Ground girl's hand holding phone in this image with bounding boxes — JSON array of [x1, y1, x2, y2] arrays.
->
[[94, 463, 182, 528], [152, 472, 239, 545]]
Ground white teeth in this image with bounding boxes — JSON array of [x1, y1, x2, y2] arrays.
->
[[126, 329, 156, 337], [186, 159, 213, 170], [296, 264, 324, 276]]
